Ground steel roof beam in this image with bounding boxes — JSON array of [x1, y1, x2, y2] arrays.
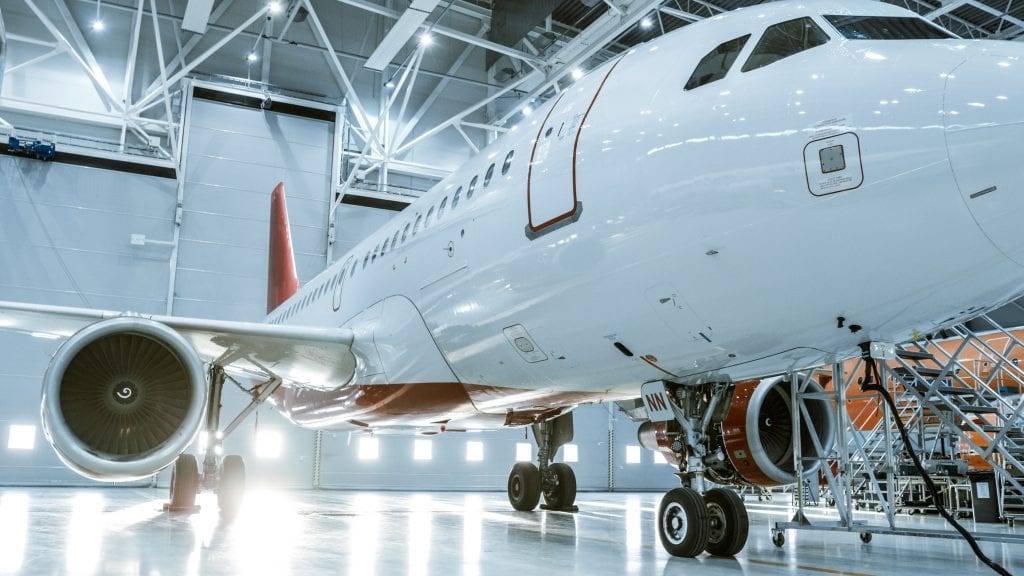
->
[[364, 0, 441, 71], [337, 0, 543, 67]]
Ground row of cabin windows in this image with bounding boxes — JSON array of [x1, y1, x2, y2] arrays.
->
[[684, 15, 953, 92], [272, 149, 517, 324], [348, 148, 517, 278]]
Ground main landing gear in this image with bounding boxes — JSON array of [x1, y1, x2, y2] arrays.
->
[[643, 381, 751, 557], [506, 412, 578, 513], [165, 364, 281, 516]]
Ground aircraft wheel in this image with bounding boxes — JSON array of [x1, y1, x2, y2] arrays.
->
[[168, 454, 199, 511], [703, 488, 749, 556], [508, 462, 541, 511], [860, 531, 872, 543], [772, 530, 785, 547], [543, 463, 577, 509], [658, 487, 709, 557], [218, 455, 246, 515]]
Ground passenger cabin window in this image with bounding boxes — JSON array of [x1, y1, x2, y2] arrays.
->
[[453, 186, 462, 208], [363, 253, 370, 268], [392, 230, 400, 249], [402, 223, 411, 242], [413, 214, 423, 235], [425, 206, 435, 228], [372, 245, 379, 263], [484, 163, 495, 187], [438, 196, 448, 219], [467, 176, 478, 199], [501, 150, 514, 175], [824, 15, 955, 40], [684, 34, 750, 91], [382, 238, 389, 255], [741, 17, 830, 73]]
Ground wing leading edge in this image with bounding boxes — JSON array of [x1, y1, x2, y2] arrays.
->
[[0, 300, 356, 390]]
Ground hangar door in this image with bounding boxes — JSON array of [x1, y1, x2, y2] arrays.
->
[[177, 87, 335, 321]]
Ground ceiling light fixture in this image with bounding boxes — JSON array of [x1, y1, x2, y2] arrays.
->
[[640, 17, 653, 29], [419, 33, 433, 46], [522, 105, 533, 116], [91, 0, 104, 31], [268, 1, 282, 13], [571, 68, 584, 80], [246, 52, 259, 62]]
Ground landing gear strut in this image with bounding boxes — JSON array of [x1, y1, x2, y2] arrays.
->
[[644, 381, 751, 557], [164, 364, 281, 516], [506, 412, 578, 513]]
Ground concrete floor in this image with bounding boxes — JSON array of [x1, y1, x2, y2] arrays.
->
[[0, 488, 1021, 575]]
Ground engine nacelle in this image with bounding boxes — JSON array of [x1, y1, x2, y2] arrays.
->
[[713, 376, 835, 486], [40, 317, 207, 481], [638, 376, 835, 487]]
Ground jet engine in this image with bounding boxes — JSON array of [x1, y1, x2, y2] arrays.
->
[[638, 376, 835, 487], [40, 317, 207, 481]]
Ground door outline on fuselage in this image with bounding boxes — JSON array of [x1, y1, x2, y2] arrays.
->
[[525, 57, 625, 240]]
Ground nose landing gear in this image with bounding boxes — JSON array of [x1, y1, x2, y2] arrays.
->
[[644, 381, 751, 557]]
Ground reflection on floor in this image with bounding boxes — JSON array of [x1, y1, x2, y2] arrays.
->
[[0, 488, 1020, 575]]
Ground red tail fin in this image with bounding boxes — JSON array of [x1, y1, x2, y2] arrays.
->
[[267, 182, 300, 313]]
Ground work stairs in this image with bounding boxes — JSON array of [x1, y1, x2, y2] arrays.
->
[[888, 318, 1024, 520], [845, 382, 952, 510]]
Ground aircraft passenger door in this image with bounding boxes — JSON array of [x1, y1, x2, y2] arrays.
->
[[526, 58, 623, 239]]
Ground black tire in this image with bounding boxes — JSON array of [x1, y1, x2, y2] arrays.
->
[[169, 454, 199, 510], [218, 455, 246, 515], [543, 463, 577, 509], [657, 487, 709, 557], [508, 462, 541, 511], [860, 531, 872, 543], [772, 531, 785, 547], [703, 488, 749, 556]]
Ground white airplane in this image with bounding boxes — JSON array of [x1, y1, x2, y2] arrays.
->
[[2, 0, 1023, 558]]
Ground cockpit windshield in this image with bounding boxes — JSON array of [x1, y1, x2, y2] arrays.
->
[[824, 15, 956, 40]]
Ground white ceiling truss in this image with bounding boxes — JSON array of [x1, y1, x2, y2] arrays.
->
[[1, 0, 1022, 185]]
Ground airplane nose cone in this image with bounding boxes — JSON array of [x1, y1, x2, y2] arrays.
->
[[945, 46, 1024, 265]]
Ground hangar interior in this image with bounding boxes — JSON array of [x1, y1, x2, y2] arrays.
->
[[2, 0, 1024, 574]]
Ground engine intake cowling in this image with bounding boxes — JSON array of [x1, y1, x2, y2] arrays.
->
[[713, 376, 835, 486], [40, 317, 207, 481]]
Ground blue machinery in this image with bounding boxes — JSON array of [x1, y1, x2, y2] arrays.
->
[[7, 136, 56, 161]]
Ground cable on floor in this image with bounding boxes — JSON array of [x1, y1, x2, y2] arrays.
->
[[859, 351, 1012, 576]]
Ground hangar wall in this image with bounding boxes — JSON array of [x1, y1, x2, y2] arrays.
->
[[0, 96, 676, 492], [0, 154, 176, 485]]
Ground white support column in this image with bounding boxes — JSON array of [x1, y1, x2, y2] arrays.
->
[[165, 79, 195, 315]]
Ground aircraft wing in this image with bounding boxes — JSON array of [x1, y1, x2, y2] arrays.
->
[[0, 300, 356, 389]]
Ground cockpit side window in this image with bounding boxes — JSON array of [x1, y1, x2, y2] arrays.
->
[[742, 17, 830, 73], [824, 15, 956, 40], [684, 34, 751, 91]]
